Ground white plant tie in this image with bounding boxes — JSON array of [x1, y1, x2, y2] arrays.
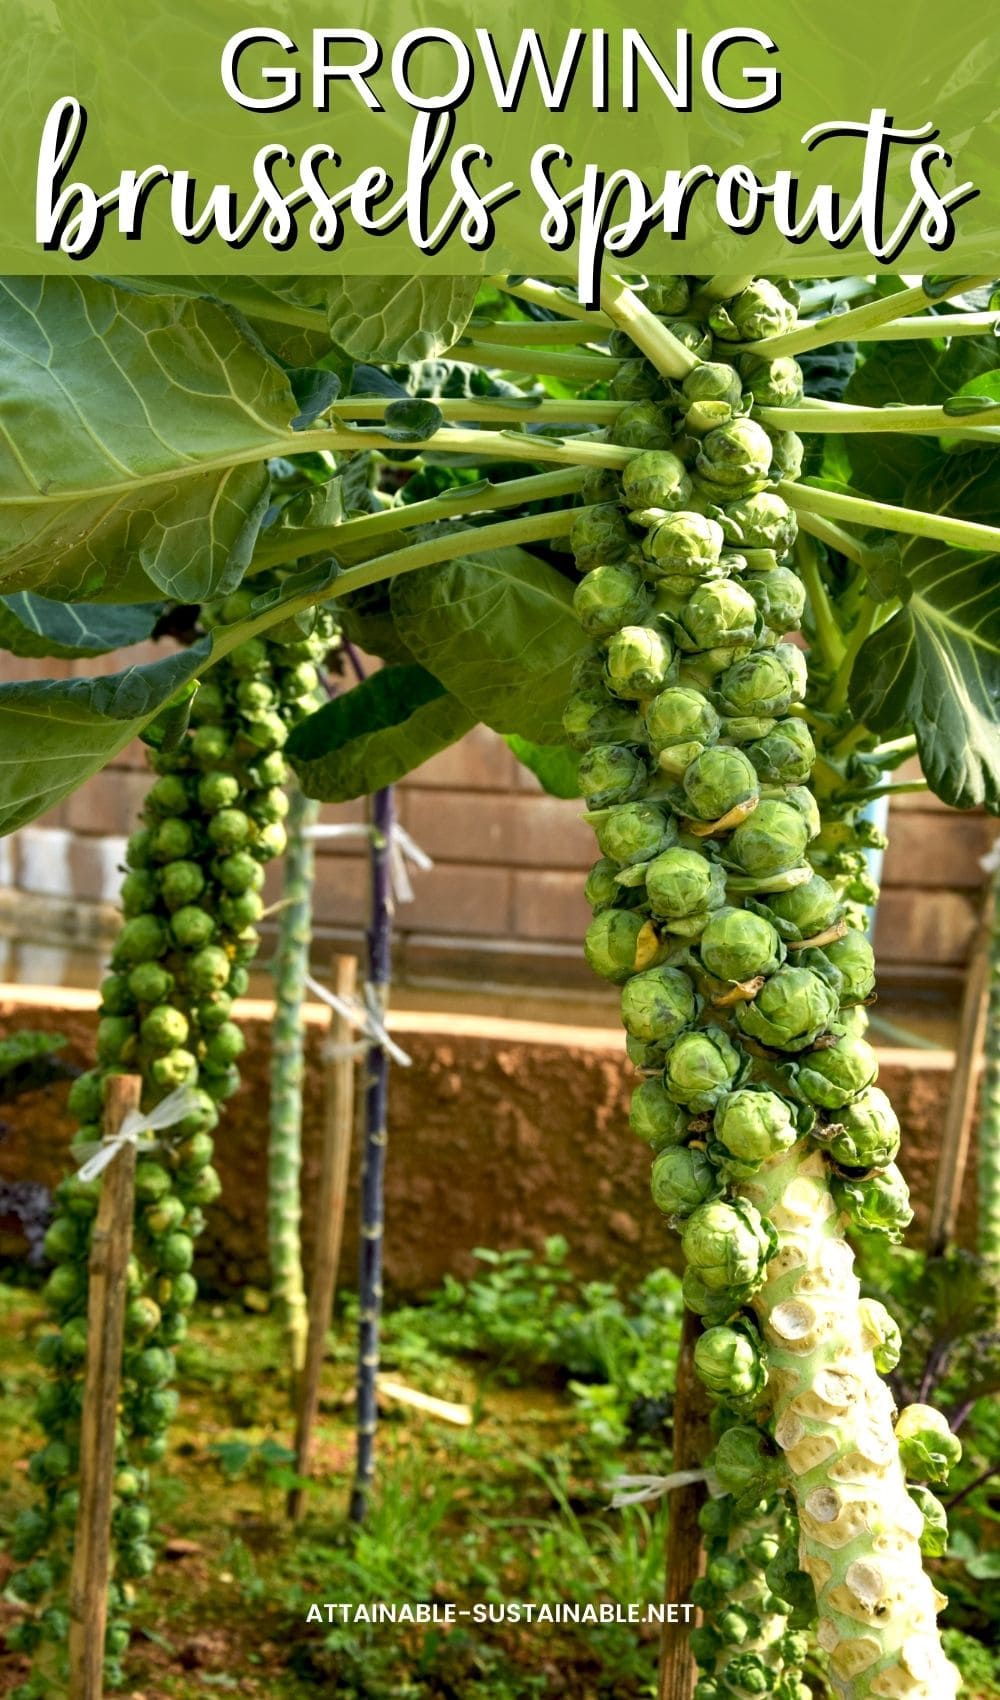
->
[[605, 1469, 710, 1509], [74, 1085, 206, 1183], [303, 820, 433, 903], [304, 973, 412, 1068]]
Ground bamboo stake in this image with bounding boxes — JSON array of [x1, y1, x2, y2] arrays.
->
[[288, 953, 359, 1521], [68, 1074, 142, 1700], [657, 1307, 712, 1700], [928, 884, 994, 1253]]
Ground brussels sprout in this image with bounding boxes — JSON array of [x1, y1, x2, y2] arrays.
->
[[766, 429, 804, 481], [127, 961, 174, 1005], [118, 1540, 156, 1579], [134, 1162, 172, 1203], [604, 625, 673, 700], [681, 746, 759, 823], [572, 647, 607, 693], [112, 915, 167, 968], [713, 1425, 783, 1509], [150, 1048, 198, 1090], [683, 1197, 774, 1295], [819, 1085, 901, 1170], [43, 1214, 81, 1264], [629, 1077, 689, 1149], [216, 851, 265, 895], [97, 1015, 136, 1065], [713, 1086, 799, 1171], [144, 1195, 187, 1238], [645, 847, 727, 928], [747, 718, 815, 785], [557, 690, 642, 751], [609, 357, 664, 401], [9, 1508, 52, 1563], [665, 1028, 744, 1112], [858, 1297, 902, 1373], [811, 931, 876, 1004], [594, 802, 677, 868], [158, 859, 206, 912], [641, 513, 726, 584], [255, 821, 288, 861], [665, 319, 714, 361], [149, 817, 195, 863], [584, 857, 627, 912], [776, 642, 808, 703], [201, 1022, 246, 1069], [831, 1162, 913, 1239], [202, 1063, 243, 1101], [581, 465, 624, 506], [219, 890, 264, 930], [156, 1232, 194, 1275], [170, 905, 216, 950], [740, 353, 804, 407], [190, 725, 232, 769], [787, 1032, 877, 1111], [744, 566, 806, 636], [577, 744, 648, 808], [736, 966, 839, 1052], [699, 907, 783, 983], [651, 1145, 719, 1219], [190, 680, 226, 724], [709, 280, 797, 343], [146, 774, 189, 817], [129, 1346, 174, 1388], [712, 650, 795, 724], [645, 686, 721, 779], [178, 944, 229, 995], [252, 751, 288, 788], [174, 1129, 215, 1173], [573, 562, 649, 638], [570, 502, 633, 569], [236, 679, 276, 716], [229, 636, 270, 676], [67, 1069, 104, 1124], [671, 580, 759, 657], [621, 450, 692, 514], [620, 966, 698, 1044], [207, 808, 252, 853], [608, 399, 674, 451], [642, 275, 691, 315], [696, 419, 773, 495], [908, 1485, 949, 1557], [179, 1164, 222, 1205], [783, 785, 822, 842], [228, 966, 250, 997], [120, 868, 158, 916], [894, 1404, 962, 1485], [761, 874, 843, 943], [59, 1316, 90, 1359], [728, 801, 809, 878], [717, 491, 798, 556], [125, 827, 154, 869], [140, 1004, 190, 1051], [43, 1262, 87, 1312]]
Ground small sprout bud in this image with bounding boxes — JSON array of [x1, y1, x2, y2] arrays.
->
[[735, 966, 839, 1052], [650, 1145, 720, 1219], [694, 1323, 767, 1401], [744, 566, 807, 635], [671, 580, 759, 656], [573, 563, 649, 638], [831, 1161, 913, 1240], [577, 744, 648, 809], [604, 625, 674, 700], [620, 966, 698, 1045], [699, 907, 783, 983], [894, 1404, 962, 1485], [662, 1027, 745, 1111], [646, 847, 727, 929], [713, 1087, 799, 1170], [708, 280, 797, 343], [681, 746, 760, 823], [570, 503, 633, 570], [594, 803, 677, 868], [728, 800, 810, 878], [681, 1197, 774, 1295], [819, 1086, 900, 1170], [629, 1078, 689, 1150], [858, 1297, 902, 1373], [621, 450, 693, 514], [641, 512, 726, 579]]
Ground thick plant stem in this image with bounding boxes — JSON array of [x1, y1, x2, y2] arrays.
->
[[349, 785, 395, 1525], [268, 780, 319, 1382], [742, 1146, 957, 1699], [977, 860, 1000, 1276]]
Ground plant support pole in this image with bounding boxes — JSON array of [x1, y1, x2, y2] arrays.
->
[[349, 786, 396, 1524], [68, 1074, 142, 1700], [289, 953, 359, 1521], [927, 880, 994, 1255], [977, 855, 1000, 1277], [657, 1307, 711, 1700]]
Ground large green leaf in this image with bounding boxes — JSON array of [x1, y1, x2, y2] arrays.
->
[[0, 277, 301, 603], [389, 547, 587, 745], [0, 594, 162, 659], [287, 665, 475, 803], [850, 548, 1000, 811], [0, 641, 210, 834], [506, 736, 581, 799]]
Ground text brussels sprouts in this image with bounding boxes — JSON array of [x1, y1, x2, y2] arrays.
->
[[609, 357, 664, 401], [570, 502, 632, 569], [577, 744, 648, 809], [812, 931, 877, 1004], [680, 362, 745, 433], [908, 1486, 949, 1557], [629, 1077, 689, 1150], [584, 909, 659, 985], [562, 688, 646, 751], [651, 1145, 719, 1219], [728, 800, 810, 878], [604, 625, 674, 699], [817, 1086, 901, 1170], [739, 353, 804, 407], [696, 419, 774, 494], [645, 847, 727, 928], [747, 719, 815, 787], [694, 1322, 768, 1401], [645, 686, 720, 779], [831, 1161, 913, 1239], [713, 1086, 799, 1171], [858, 1297, 902, 1374], [762, 874, 843, 943], [620, 965, 698, 1044], [745, 566, 806, 634], [641, 512, 725, 579], [662, 1026, 745, 1111], [736, 965, 839, 1052], [671, 580, 759, 656], [718, 491, 798, 556], [699, 907, 783, 983], [682, 1197, 774, 1294], [712, 650, 795, 722], [573, 562, 649, 638], [621, 450, 693, 514], [642, 275, 691, 315], [609, 400, 674, 451], [894, 1404, 962, 1485], [787, 1033, 880, 1109], [594, 802, 677, 868], [709, 279, 797, 343], [681, 746, 760, 823]]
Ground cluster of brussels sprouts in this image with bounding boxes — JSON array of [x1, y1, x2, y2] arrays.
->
[[691, 1489, 811, 1700], [8, 597, 337, 1692], [568, 276, 959, 1699]]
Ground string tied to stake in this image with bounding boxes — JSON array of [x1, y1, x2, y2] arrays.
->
[[73, 1084, 207, 1183], [304, 973, 412, 1068]]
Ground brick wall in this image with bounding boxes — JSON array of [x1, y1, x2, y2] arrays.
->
[[0, 648, 994, 989]]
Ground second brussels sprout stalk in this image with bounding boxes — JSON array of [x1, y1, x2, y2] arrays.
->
[[566, 273, 959, 1699]]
